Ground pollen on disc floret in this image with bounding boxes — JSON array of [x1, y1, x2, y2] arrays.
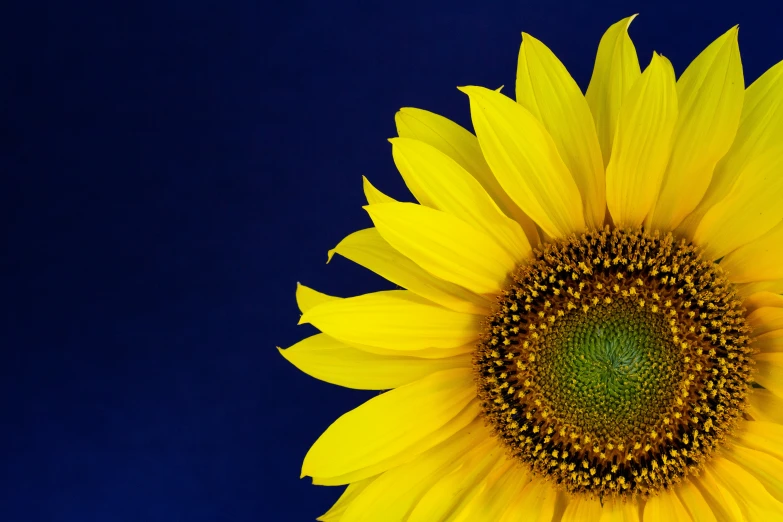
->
[[474, 227, 753, 499]]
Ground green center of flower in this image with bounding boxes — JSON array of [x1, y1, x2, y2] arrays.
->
[[474, 228, 753, 499], [538, 304, 681, 441]]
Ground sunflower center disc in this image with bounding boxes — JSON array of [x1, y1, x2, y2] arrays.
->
[[474, 228, 753, 499], [539, 304, 681, 441]]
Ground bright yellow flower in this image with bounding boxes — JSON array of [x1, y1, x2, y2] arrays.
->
[[280, 16, 783, 521]]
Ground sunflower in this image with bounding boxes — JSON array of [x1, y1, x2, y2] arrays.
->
[[280, 15, 783, 521]]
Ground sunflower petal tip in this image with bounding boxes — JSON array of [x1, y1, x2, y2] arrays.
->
[[397, 107, 420, 118], [649, 51, 669, 67], [300, 459, 314, 480], [457, 85, 490, 98]]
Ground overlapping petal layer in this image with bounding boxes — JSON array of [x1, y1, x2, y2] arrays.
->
[[605, 52, 678, 227], [302, 368, 478, 485]]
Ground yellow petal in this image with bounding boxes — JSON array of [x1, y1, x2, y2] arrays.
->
[[314, 402, 480, 489], [719, 58, 783, 174], [342, 342, 475, 360], [605, 53, 678, 228], [500, 478, 558, 522], [561, 496, 603, 521], [552, 491, 570, 521], [749, 306, 783, 337], [739, 279, 783, 298], [693, 469, 744, 521], [317, 477, 375, 521], [460, 85, 585, 238], [328, 228, 490, 315], [725, 444, 783, 503], [721, 220, 783, 284], [743, 292, 783, 313], [680, 59, 783, 237], [302, 368, 477, 484], [692, 146, 783, 260], [341, 420, 488, 522], [648, 27, 744, 231], [299, 290, 480, 351], [365, 202, 516, 294], [597, 499, 641, 522], [586, 16, 642, 166], [450, 461, 530, 522], [389, 137, 532, 261], [363, 175, 397, 205], [644, 489, 692, 521], [296, 283, 339, 314], [709, 456, 783, 519], [407, 442, 504, 522], [755, 353, 783, 398], [516, 33, 606, 228], [736, 420, 783, 461], [278, 333, 471, 390], [748, 388, 783, 424], [754, 330, 783, 353], [395, 107, 540, 244], [676, 479, 717, 522]]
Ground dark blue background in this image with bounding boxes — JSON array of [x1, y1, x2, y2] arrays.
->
[[3, 1, 781, 520]]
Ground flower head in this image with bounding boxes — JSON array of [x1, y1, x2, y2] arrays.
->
[[281, 16, 783, 521]]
